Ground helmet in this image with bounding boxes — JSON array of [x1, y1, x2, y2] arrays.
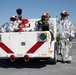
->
[[41, 12, 50, 18], [60, 10, 69, 16], [10, 15, 18, 21], [11, 15, 18, 19]]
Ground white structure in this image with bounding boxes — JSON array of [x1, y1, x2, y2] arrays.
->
[[0, 18, 57, 64]]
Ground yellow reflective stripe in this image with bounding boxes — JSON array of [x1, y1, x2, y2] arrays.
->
[[41, 54, 47, 56], [47, 33, 51, 40], [48, 48, 53, 53], [48, 48, 51, 53]]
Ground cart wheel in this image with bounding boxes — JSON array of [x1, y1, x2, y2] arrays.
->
[[52, 50, 57, 64], [52, 42, 58, 64]]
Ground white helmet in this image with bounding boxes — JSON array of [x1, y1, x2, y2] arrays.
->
[[42, 12, 50, 18], [10, 15, 18, 21], [60, 10, 69, 16], [11, 15, 18, 19]]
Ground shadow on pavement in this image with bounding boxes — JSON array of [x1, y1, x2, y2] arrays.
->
[[0, 59, 53, 69]]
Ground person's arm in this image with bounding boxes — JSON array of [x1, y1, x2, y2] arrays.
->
[[0, 22, 8, 32], [56, 19, 62, 38], [13, 21, 19, 32], [48, 21, 54, 33], [69, 21, 75, 41], [34, 21, 39, 31]]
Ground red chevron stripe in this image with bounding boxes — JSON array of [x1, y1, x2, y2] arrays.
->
[[26, 42, 44, 53], [0, 43, 14, 53]]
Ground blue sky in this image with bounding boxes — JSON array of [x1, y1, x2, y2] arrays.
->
[[0, 0, 76, 29]]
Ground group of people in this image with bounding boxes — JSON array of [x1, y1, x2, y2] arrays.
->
[[0, 9, 30, 32], [35, 10, 75, 63], [0, 9, 75, 63]]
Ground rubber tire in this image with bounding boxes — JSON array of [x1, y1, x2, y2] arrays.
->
[[52, 50, 57, 64]]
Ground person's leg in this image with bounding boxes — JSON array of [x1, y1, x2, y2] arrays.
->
[[61, 40, 66, 63], [66, 41, 72, 63]]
